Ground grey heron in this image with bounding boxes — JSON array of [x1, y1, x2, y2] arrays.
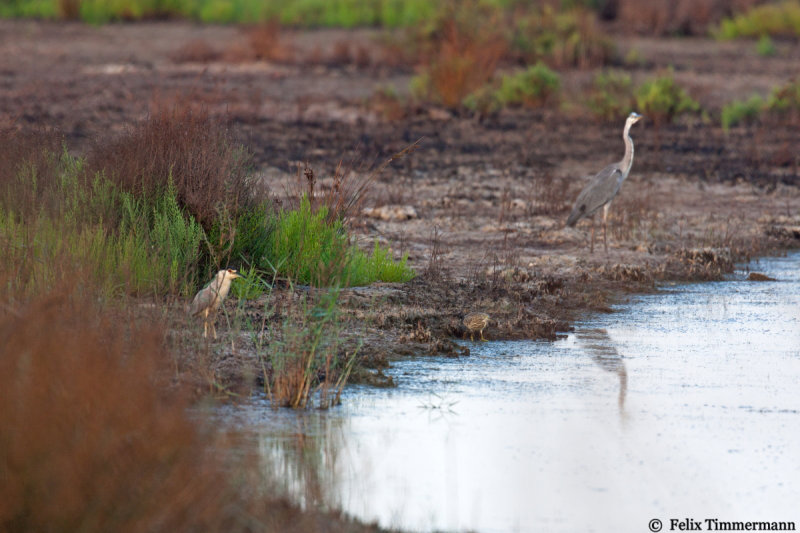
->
[[566, 112, 643, 253], [189, 268, 241, 339], [463, 312, 490, 341]]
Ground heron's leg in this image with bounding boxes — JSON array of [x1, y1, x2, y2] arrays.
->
[[202, 309, 209, 338], [211, 320, 217, 340], [470, 331, 474, 342], [590, 218, 595, 254], [480, 329, 487, 342], [603, 203, 610, 253]]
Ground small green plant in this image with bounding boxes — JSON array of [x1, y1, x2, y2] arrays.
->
[[755, 35, 777, 56], [587, 70, 634, 120], [721, 95, 765, 131], [634, 70, 700, 126], [715, 1, 800, 39], [495, 62, 561, 108]]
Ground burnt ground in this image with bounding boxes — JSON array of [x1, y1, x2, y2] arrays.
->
[[2, 20, 800, 389]]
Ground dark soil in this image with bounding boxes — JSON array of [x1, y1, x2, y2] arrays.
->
[[2, 20, 799, 389]]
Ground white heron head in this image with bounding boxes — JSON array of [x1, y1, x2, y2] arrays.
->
[[218, 268, 241, 282], [627, 112, 643, 124]]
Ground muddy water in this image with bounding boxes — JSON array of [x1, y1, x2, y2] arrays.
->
[[217, 253, 800, 533]]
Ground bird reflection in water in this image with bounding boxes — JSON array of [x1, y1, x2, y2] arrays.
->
[[575, 328, 628, 416]]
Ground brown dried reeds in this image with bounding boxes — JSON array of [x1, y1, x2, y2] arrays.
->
[[0, 291, 234, 531], [413, 1, 506, 108], [57, 0, 81, 18], [247, 20, 292, 62], [85, 104, 255, 230], [0, 127, 65, 218]]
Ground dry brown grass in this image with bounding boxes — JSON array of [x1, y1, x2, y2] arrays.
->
[[57, 0, 81, 19], [247, 21, 293, 62], [526, 174, 575, 217], [0, 291, 232, 531], [413, 1, 506, 108], [85, 103, 255, 230], [0, 127, 68, 219]]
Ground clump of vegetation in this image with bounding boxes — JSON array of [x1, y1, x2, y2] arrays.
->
[[495, 62, 561, 108], [269, 197, 413, 287], [264, 287, 355, 408], [510, 6, 615, 68], [587, 70, 635, 120], [721, 94, 765, 131], [410, 0, 506, 108], [0, 285, 379, 530], [1, 110, 415, 301], [714, 1, 800, 39], [766, 77, 800, 123], [86, 105, 253, 232], [755, 34, 777, 56], [0, 292, 231, 531], [634, 70, 700, 125]]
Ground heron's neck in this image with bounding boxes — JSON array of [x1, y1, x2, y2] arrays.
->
[[217, 277, 232, 299], [621, 122, 634, 177], [213, 276, 232, 300]]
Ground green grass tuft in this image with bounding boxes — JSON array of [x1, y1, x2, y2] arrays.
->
[[755, 35, 777, 56], [495, 62, 561, 108], [721, 95, 765, 131], [634, 70, 700, 126], [267, 196, 414, 287]]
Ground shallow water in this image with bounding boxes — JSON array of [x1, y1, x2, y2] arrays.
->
[[216, 253, 800, 532]]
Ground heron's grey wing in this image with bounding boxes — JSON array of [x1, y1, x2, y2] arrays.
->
[[566, 164, 623, 226], [189, 287, 215, 316]]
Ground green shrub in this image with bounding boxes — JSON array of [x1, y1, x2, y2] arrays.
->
[[118, 183, 204, 296], [634, 70, 700, 125], [715, 1, 800, 39], [756, 35, 777, 56], [495, 62, 561, 108], [267, 196, 414, 287], [721, 95, 765, 131], [587, 70, 634, 120]]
